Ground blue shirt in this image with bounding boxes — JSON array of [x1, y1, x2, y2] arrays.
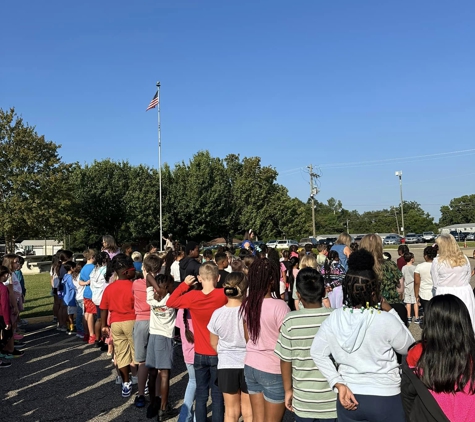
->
[[133, 262, 142, 272], [80, 263, 95, 299]]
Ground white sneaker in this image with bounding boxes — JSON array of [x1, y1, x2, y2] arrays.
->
[[131, 375, 138, 385], [122, 381, 132, 398]]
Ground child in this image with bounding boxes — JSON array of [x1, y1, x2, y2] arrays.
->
[[79, 249, 97, 344], [402, 252, 419, 324], [316, 244, 328, 266], [90, 252, 110, 349], [215, 252, 229, 288], [202, 249, 213, 263], [241, 258, 290, 422], [62, 261, 78, 335], [397, 245, 410, 271], [132, 251, 143, 274], [175, 307, 196, 422], [100, 254, 137, 398], [179, 242, 201, 282], [131, 260, 151, 409], [170, 247, 184, 286], [275, 267, 337, 421], [72, 262, 85, 339], [15, 256, 27, 326], [145, 274, 176, 420], [0, 265, 13, 367], [321, 250, 346, 309], [167, 262, 228, 422], [208, 272, 252, 422]]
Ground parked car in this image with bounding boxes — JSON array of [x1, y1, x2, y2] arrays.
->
[[422, 231, 435, 242], [404, 233, 419, 244], [266, 239, 277, 248], [416, 234, 424, 243], [383, 235, 402, 245], [466, 233, 475, 241], [449, 231, 465, 241], [298, 238, 318, 248], [275, 239, 299, 249], [353, 235, 364, 244], [317, 237, 337, 248]]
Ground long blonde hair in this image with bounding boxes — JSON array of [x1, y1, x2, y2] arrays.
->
[[336, 232, 352, 247], [436, 234, 467, 267], [359, 234, 384, 279]]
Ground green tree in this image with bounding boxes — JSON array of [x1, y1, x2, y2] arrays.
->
[[440, 194, 475, 227], [0, 108, 75, 251]]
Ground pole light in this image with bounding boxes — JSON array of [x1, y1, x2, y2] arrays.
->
[[395, 171, 405, 237]]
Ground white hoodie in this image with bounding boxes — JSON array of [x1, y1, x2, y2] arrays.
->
[[310, 307, 414, 396]]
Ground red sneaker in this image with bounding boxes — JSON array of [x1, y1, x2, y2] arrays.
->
[[87, 335, 96, 345], [83, 334, 90, 343]]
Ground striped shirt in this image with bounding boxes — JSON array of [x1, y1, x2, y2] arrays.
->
[[275, 307, 337, 419]]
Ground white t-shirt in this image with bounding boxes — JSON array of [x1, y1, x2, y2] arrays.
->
[[146, 289, 176, 338], [208, 305, 247, 369], [431, 256, 471, 288], [5, 272, 22, 295], [91, 266, 107, 306], [414, 261, 433, 301], [73, 276, 85, 301], [170, 261, 181, 282]]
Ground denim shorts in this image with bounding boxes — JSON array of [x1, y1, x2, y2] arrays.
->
[[244, 365, 285, 404]]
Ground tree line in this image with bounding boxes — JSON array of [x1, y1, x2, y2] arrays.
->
[[1, 108, 472, 251]]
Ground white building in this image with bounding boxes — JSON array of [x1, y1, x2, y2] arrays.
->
[[19, 239, 63, 256], [439, 223, 475, 234]]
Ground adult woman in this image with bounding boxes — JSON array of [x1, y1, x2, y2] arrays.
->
[[330, 233, 352, 270], [102, 235, 120, 259], [310, 249, 414, 422], [359, 234, 406, 324], [402, 295, 475, 421], [241, 229, 256, 255], [431, 233, 475, 328], [414, 246, 437, 315], [241, 258, 290, 422]]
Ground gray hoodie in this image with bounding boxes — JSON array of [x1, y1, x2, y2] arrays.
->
[[310, 307, 414, 396]]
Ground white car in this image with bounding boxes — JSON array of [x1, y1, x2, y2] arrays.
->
[[266, 240, 277, 248], [275, 239, 299, 249]]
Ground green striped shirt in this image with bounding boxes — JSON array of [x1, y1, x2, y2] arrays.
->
[[275, 308, 337, 419]]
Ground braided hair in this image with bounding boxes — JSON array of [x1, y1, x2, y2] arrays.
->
[[105, 253, 134, 282], [343, 249, 379, 308], [240, 258, 280, 343]]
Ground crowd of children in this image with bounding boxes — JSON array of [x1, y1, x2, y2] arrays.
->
[[2, 232, 475, 422]]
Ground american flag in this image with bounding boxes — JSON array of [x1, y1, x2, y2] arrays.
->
[[146, 91, 158, 111]]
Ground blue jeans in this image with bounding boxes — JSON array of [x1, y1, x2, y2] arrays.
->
[[194, 353, 224, 422], [76, 300, 84, 333], [178, 363, 197, 422]]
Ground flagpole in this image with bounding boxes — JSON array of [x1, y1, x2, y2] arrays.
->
[[157, 81, 163, 252]]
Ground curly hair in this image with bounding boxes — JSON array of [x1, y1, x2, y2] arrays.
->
[[436, 234, 467, 267]]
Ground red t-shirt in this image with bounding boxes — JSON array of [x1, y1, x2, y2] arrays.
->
[[100, 279, 135, 324], [167, 282, 227, 356], [397, 256, 406, 271]]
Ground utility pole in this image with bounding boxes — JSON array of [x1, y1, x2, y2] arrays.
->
[[308, 165, 320, 238]]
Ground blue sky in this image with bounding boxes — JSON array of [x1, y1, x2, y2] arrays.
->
[[2, 0, 474, 222]]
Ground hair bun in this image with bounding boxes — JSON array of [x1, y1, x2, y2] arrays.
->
[[347, 249, 375, 271]]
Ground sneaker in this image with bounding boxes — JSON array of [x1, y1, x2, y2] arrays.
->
[[59, 326, 67, 332], [134, 394, 146, 408], [68, 327, 77, 335], [0, 360, 11, 368], [407, 317, 412, 323], [76, 332, 84, 339], [13, 333, 24, 340], [122, 381, 132, 398], [414, 318, 421, 325], [83, 334, 90, 342], [131, 375, 138, 385], [96, 340, 104, 348], [88, 335, 97, 345], [115, 375, 122, 385], [1, 349, 24, 359], [158, 405, 177, 421]]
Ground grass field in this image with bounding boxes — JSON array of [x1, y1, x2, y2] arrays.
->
[[22, 273, 53, 319]]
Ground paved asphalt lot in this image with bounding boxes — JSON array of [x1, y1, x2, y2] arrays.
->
[[1, 249, 474, 422]]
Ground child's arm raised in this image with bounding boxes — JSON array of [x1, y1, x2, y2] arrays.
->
[[166, 275, 196, 309], [145, 273, 160, 292]]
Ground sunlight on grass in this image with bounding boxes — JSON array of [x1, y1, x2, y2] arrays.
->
[[22, 273, 53, 319]]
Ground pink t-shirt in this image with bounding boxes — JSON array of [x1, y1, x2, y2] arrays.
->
[[132, 279, 150, 321], [245, 298, 290, 374], [176, 309, 195, 364]]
